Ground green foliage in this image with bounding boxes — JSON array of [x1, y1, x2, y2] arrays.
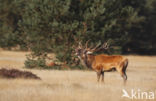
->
[[0, 0, 26, 49], [24, 56, 46, 69], [0, 0, 156, 69]]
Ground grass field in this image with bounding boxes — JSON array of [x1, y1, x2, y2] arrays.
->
[[0, 50, 156, 101]]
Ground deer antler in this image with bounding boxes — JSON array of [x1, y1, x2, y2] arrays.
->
[[85, 40, 90, 50], [91, 42, 101, 51], [91, 42, 109, 52], [78, 41, 83, 49]]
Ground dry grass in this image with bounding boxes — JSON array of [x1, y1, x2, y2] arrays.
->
[[0, 51, 156, 101], [0, 50, 29, 68]]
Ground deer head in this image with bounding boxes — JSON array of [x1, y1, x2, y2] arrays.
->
[[75, 40, 109, 68]]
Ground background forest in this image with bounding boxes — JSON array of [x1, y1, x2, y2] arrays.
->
[[0, 0, 156, 69]]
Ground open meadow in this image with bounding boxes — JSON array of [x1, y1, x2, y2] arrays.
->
[[0, 50, 156, 101]]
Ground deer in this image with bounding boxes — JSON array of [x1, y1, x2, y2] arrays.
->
[[75, 41, 128, 84]]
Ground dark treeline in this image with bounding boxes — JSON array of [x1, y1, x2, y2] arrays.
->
[[0, 0, 156, 68]]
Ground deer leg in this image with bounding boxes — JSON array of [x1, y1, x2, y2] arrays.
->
[[120, 60, 128, 85], [96, 71, 101, 82], [101, 71, 104, 82], [122, 62, 128, 82], [122, 72, 127, 81], [120, 69, 127, 82], [117, 67, 127, 84], [122, 72, 127, 85]]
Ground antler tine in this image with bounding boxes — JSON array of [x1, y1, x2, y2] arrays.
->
[[102, 42, 109, 49], [78, 41, 82, 48], [92, 41, 109, 52], [91, 42, 101, 51], [85, 40, 90, 49]]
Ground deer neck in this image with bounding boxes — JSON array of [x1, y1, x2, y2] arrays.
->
[[78, 56, 88, 68], [84, 54, 95, 69]]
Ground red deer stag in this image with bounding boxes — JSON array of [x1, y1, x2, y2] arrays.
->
[[75, 41, 128, 83]]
